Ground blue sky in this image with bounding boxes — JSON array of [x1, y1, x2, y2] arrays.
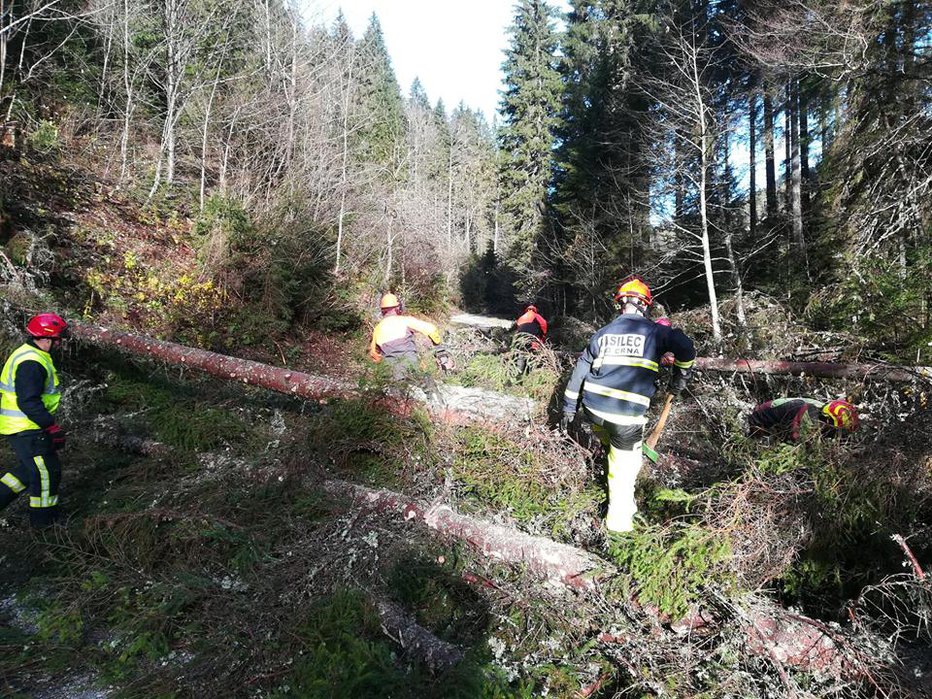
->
[[312, 0, 570, 122]]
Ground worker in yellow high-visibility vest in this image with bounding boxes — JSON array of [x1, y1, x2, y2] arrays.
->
[[369, 293, 452, 380], [0, 313, 69, 527]]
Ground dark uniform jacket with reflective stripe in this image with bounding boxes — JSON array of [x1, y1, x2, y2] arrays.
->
[[748, 398, 827, 441], [563, 313, 695, 424]]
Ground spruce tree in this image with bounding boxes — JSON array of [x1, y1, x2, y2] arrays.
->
[[498, 0, 563, 296], [354, 13, 406, 171]]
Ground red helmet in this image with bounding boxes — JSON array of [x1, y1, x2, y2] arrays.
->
[[26, 312, 69, 339], [823, 400, 859, 431], [613, 276, 652, 306], [526, 304, 538, 313]]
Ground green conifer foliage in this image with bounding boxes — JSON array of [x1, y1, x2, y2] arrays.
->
[[354, 14, 406, 171], [498, 0, 563, 295]]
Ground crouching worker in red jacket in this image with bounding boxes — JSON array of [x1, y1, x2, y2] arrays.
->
[[0, 313, 70, 527], [748, 398, 859, 442], [513, 304, 548, 350]]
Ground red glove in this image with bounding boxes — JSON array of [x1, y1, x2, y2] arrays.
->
[[44, 424, 66, 451], [660, 352, 675, 367]]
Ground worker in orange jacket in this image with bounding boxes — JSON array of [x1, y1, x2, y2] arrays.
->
[[513, 304, 548, 350], [369, 293, 452, 380]]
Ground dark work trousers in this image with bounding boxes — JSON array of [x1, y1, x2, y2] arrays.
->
[[0, 430, 61, 527]]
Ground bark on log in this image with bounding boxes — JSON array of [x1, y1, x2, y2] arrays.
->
[[695, 357, 932, 384], [73, 322, 356, 401], [326, 479, 869, 680], [742, 608, 856, 678], [372, 594, 466, 673], [71, 322, 535, 423], [323, 480, 609, 592]]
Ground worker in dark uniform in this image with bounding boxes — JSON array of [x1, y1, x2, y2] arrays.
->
[[0, 313, 69, 527], [369, 293, 451, 380], [748, 398, 859, 442], [563, 277, 695, 533]]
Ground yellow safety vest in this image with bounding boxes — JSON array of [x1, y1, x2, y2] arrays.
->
[[0, 343, 60, 435]]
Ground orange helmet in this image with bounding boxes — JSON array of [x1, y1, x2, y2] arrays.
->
[[823, 400, 859, 431], [614, 277, 652, 306], [26, 312, 69, 339], [380, 293, 400, 311]]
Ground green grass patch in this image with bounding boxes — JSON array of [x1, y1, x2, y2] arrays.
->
[[450, 426, 600, 537], [305, 398, 432, 487], [273, 590, 410, 698], [456, 352, 560, 402], [100, 370, 254, 452], [275, 589, 532, 699]]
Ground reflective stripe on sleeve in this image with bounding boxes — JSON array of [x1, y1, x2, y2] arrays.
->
[[564, 388, 579, 401], [674, 358, 695, 369], [583, 383, 652, 407], [1, 473, 26, 493]]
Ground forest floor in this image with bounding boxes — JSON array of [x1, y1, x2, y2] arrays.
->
[[1, 155, 932, 698]]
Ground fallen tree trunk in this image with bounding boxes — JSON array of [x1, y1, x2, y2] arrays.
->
[[323, 480, 609, 592], [71, 322, 535, 423], [448, 313, 513, 330], [695, 357, 932, 383], [73, 322, 356, 401], [326, 479, 874, 681]]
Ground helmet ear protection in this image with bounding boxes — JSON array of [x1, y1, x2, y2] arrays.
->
[[613, 275, 653, 310], [823, 400, 859, 431]]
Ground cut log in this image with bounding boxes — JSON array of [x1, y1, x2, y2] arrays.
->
[[323, 480, 610, 592], [448, 313, 513, 330], [695, 357, 932, 384]]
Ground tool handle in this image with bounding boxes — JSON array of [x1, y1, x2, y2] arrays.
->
[[645, 394, 675, 450]]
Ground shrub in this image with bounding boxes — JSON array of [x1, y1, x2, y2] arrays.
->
[[27, 120, 60, 153]]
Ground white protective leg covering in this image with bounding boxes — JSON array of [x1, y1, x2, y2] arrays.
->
[[605, 441, 643, 533]]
